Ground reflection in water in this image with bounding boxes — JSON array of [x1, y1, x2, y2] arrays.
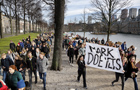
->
[[68, 32, 140, 59]]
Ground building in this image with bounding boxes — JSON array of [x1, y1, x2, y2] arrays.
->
[[88, 16, 92, 24], [129, 8, 137, 18], [121, 9, 128, 21]]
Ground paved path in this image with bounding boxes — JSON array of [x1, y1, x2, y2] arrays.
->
[[0, 40, 140, 90]]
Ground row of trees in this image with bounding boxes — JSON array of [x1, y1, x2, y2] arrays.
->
[[0, 0, 48, 38]]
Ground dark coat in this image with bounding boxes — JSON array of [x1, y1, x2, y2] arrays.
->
[[26, 57, 37, 71], [41, 46, 49, 57], [74, 46, 79, 55], [1, 58, 14, 71], [10, 43, 16, 50], [15, 59, 27, 71], [16, 46, 22, 54], [77, 60, 86, 72], [68, 48, 74, 56], [125, 61, 138, 78], [5, 71, 23, 88]]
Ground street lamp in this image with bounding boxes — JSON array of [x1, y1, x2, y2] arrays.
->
[[0, 0, 3, 38]]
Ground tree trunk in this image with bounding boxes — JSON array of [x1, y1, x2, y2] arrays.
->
[[0, 3, 3, 38], [51, 0, 65, 70], [107, 1, 112, 42], [10, 1, 13, 35], [24, 0, 26, 34], [15, 0, 18, 36]]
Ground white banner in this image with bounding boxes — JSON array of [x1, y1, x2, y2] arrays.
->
[[85, 43, 124, 73]]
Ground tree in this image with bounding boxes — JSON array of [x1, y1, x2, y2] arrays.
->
[[91, 0, 131, 41], [51, 0, 65, 70], [81, 8, 87, 38]]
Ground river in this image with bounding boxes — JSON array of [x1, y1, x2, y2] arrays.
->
[[68, 32, 140, 59]]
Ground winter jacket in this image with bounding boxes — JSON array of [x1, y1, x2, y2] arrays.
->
[[74, 46, 79, 55], [26, 57, 37, 71], [68, 48, 74, 56], [5, 71, 23, 88], [37, 56, 49, 73], [15, 59, 27, 71], [1, 58, 14, 71], [78, 48, 86, 56], [10, 43, 16, 50], [77, 60, 86, 72], [125, 61, 138, 78], [41, 46, 49, 57]]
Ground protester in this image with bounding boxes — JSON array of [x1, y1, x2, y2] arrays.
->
[[16, 43, 22, 55], [5, 65, 23, 90], [121, 42, 127, 52], [37, 52, 49, 90], [125, 56, 140, 90], [26, 51, 37, 89], [14, 55, 27, 80], [74, 43, 79, 61], [41, 43, 49, 58], [112, 57, 128, 90], [10, 40, 16, 52], [7, 49, 15, 64], [77, 55, 87, 89], [68, 45, 75, 65], [78, 44, 86, 58], [1, 53, 13, 82]]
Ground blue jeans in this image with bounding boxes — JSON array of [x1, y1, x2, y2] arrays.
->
[[3, 71, 7, 82], [39, 72, 47, 88], [125, 77, 138, 90]]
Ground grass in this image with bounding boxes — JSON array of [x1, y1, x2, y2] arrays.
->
[[0, 33, 39, 55]]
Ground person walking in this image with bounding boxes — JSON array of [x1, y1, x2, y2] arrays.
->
[[1, 53, 14, 82], [77, 55, 87, 89], [78, 44, 86, 58], [26, 51, 37, 89], [14, 55, 27, 80], [112, 57, 128, 90], [5, 65, 23, 90], [9, 41, 16, 52], [125, 56, 140, 90], [68, 45, 75, 65], [37, 52, 49, 90]]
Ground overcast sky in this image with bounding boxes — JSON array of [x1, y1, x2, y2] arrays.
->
[[64, 0, 140, 24]]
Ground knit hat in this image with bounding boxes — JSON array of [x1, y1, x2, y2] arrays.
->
[[17, 80, 25, 89]]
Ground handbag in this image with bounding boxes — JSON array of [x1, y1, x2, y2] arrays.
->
[[131, 72, 138, 78]]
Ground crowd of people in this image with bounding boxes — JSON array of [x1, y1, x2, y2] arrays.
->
[[0, 32, 53, 90], [0, 31, 140, 90], [63, 33, 139, 90]]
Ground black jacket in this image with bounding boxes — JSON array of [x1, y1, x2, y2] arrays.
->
[[1, 58, 14, 71], [15, 59, 27, 71], [125, 61, 138, 78], [41, 46, 49, 56], [74, 46, 79, 55], [68, 48, 74, 56], [77, 60, 86, 72], [26, 57, 37, 71], [10, 43, 16, 50]]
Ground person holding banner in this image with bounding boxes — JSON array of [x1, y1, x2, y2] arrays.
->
[[111, 57, 128, 90], [125, 56, 140, 90], [77, 55, 87, 89]]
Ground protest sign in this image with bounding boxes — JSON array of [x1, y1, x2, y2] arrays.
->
[[85, 43, 124, 73]]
